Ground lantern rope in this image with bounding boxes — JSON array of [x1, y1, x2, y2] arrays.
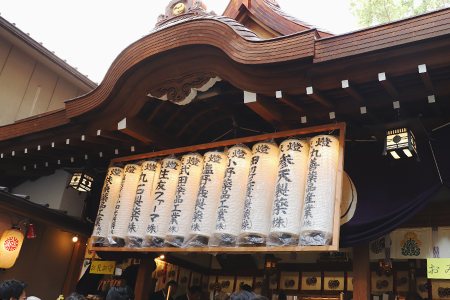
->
[[428, 140, 443, 184]]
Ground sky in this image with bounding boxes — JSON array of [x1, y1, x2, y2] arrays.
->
[[0, 0, 357, 83]]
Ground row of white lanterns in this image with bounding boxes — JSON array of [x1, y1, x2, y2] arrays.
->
[[91, 135, 340, 248]]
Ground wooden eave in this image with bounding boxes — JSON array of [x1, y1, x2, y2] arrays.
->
[[223, 0, 333, 38], [0, 191, 93, 236], [1, 8, 450, 185], [0, 16, 97, 90]]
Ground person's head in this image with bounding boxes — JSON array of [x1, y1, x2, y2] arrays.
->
[[106, 286, 134, 300], [164, 280, 178, 296], [229, 291, 254, 300], [405, 292, 423, 300], [278, 290, 287, 300], [188, 285, 202, 300], [240, 285, 252, 293], [66, 292, 87, 300], [0, 280, 27, 300]]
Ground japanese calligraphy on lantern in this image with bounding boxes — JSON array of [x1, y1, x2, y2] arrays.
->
[[127, 161, 160, 242], [92, 167, 123, 239], [166, 153, 204, 246], [186, 151, 227, 244], [427, 258, 450, 279], [90, 261, 116, 274], [145, 157, 180, 243]]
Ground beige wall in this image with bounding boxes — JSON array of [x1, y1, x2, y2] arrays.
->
[[12, 170, 85, 217], [0, 36, 91, 126], [0, 216, 76, 300]]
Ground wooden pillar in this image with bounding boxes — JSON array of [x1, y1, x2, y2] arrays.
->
[[408, 259, 417, 293], [353, 243, 370, 300], [135, 259, 156, 300], [62, 236, 88, 297]]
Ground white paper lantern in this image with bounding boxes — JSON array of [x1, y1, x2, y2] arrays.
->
[[145, 156, 181, 246], [238, 141, 279, 245], [91, 167, 124, 243], [109, 164, 142, 242], [268, 138, 310, 246], [165, 153, 204, 247], [300, 135, 339, 246], [340, 172, 357, 225], [126, 161, 161, 246], [0, 228, 24, 269], [209, 144, 252, 247], [183, 151, 227, 247]]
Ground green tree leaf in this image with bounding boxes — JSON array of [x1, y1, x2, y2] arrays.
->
[[350, 0, 450, 27]]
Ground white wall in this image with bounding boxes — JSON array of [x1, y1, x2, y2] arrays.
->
[[12, 169, 85, 217]]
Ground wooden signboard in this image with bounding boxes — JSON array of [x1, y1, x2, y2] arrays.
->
[[90, 123, 346, 253]]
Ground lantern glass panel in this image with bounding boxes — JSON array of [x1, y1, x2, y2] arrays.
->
[[386, 128, 409, 151], [390, 151, 400, 159], [69, 173, 82, 187]]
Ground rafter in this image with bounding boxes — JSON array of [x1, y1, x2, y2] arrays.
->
[[96, 130, 140, 144], [176, 109, 213, 138], [342, 80, 366, 104], [163, 106, 184, 130], [306, 87, 335, 109], [118, 117, 182, 150], [276, 92, 307, 113], [418, 64, 434, 92], [245, 93, 289, 130], [189, 115, 232, 144], [378, 72, 399, 99], [147, 100, 168, 122]]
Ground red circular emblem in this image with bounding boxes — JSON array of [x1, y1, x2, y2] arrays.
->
[[4, 237, 19, 251]]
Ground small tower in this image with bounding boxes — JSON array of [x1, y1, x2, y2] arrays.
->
[[158, 0, 208, 23]]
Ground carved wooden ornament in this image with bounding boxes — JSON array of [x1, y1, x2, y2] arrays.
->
[[147, 72, 221, 105]]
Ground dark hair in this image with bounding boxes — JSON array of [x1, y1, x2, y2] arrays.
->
[[188, 285, 202, 294], [405, 292, 423, 300], [166, 280, 179, 288], [278, 290, 287, 300], [0, 280, 28, 299], [106, 286, 135, 300], [229, 291, 254, 300], [67, 292, 87, 300], [241, 285, 252, 293]]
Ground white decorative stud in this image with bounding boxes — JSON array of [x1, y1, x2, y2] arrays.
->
[[244, 91, 257, 103], [360, 107, 367, 114]]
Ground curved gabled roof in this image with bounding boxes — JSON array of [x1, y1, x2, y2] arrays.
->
[[223, 0, 333, 38]]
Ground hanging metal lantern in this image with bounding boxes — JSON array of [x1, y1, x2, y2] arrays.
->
[[68, 171, 95, 193], [0, 227, 24, 269], [384, 128, 417, 159]]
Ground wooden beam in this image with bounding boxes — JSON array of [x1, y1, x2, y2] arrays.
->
[[378, 72, 399, 99], [96, 129, 140, 144], [245, 94, 288, 130], [147, 100, 168, 122], [62, 236, 88, 297], [189, 115, 232, 144], [135, 259, 157, 300], [118, 117, 182, 150], [163, 105, 184, 130], [176, 109, 212, 137], [306, 87, 335, 109], [418, 64, 434, 92], [342, 80, 366, 104], [353, 243, 370, 300], [276, 92, 307, 113], [81, 135, 128, 148]]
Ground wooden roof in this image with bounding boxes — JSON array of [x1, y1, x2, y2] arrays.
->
[[1, 3, 450, 186]]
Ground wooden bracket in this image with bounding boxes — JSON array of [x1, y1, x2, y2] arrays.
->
[[306, 87, 335, 109], [246, 94, 289, 130], [342, 80, 366, 104], [418, 64, 434, 93], [118, 117, 182, 150], [378, 72, 399, 99]]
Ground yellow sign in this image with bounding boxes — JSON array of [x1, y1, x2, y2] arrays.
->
[[90, 261, 116, 274], [427, 258, 450, 279]]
